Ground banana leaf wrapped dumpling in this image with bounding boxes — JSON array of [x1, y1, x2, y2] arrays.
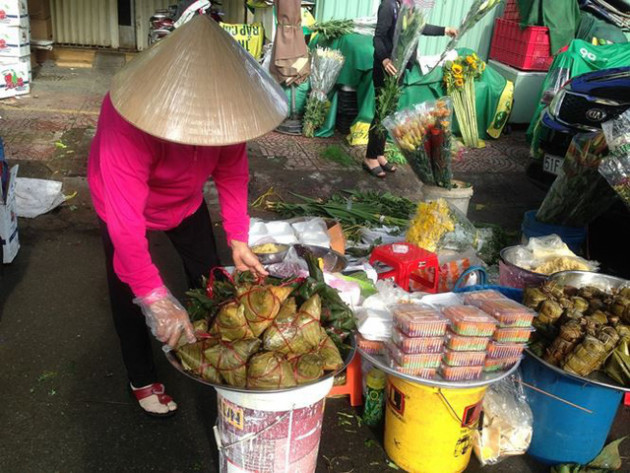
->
[[247, 352, 297, 389], [544, 320, 584, 366], [237, 284, 294, 337], [316, 328, 344, 371], [175, 337, 222, 383], [291, 353, 325, 385], [211, 302, 255, 341], [204, 338, 262, 388], [562, 336, 610, 377], [263, 295, 322, 355], [605, 338, 630, 387]]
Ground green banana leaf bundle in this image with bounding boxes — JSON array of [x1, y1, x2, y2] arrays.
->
[[237, 284, 294, 337], [291, 353, 325, 385], [605, 339, 630, 387], [562, 336, 610, 377], [204, 338, 262, 388], [316, 328, 344, 371], [247, 352, 297, 390], [175, 337, 222, 383], [262, 296, 322, 355], [211, 302, 255, 341]]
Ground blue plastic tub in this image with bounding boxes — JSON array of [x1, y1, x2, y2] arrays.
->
[[522, 210, 587, 253], [520, 353, 624, 465]]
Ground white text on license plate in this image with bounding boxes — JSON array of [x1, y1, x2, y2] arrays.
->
[[543, 155, 563, 176]]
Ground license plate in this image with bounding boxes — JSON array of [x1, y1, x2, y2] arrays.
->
[[543, 154, 563, 176]]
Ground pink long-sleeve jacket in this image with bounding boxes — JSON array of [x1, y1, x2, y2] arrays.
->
[[88, 94, 249, 298]]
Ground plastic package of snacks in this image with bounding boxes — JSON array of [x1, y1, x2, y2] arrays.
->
[[493, 327, 535, 344], [462, 290, 508, 307], [386, 342, 442, 369], [357, 334, 386, 355], [442, 305, 498, 336], [391, 329, 444, 354], [390, 364, 438, 379], [487, 341, 527, 359], [483, 356, 521, 372], [443, 349, 487, 367], [478, 299, 536, 328], [440, 365, 483, 381], [445, 330, 491, 352], [393, 305, 449, 337]]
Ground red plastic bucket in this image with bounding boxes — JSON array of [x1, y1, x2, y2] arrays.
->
[[214, 378, 333, 473]]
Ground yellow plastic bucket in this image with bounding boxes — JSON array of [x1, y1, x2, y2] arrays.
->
[[384, 376, 488, 473]]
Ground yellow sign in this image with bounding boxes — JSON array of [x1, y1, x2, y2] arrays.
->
[[220, 398, 244, 430], [220, 22, 265, 60]]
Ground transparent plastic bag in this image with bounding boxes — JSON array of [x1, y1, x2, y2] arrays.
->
[[600, 110, 630, 209], [473, 373, 533, 466], [390, 0, 431, 72], [536, 132, 617, 226], [384, 99, 453, 187]]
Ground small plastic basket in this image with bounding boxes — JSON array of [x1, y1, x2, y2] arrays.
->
[[452, 266, 524, 303]]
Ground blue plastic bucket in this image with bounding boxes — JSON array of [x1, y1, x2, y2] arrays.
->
[[521, 210, 587, 253], [520, 353, 623, 465]]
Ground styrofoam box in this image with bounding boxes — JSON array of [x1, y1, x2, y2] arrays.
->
[[1, 165, 20, 263], [0, 54, 30, 99], [0, 0, 28, 26], [0, 19, 30, 57]]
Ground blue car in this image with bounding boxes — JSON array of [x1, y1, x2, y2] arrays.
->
[[532, 66, 630, 179]]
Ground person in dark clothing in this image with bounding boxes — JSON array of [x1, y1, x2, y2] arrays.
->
[[364, 0, 457, 178]]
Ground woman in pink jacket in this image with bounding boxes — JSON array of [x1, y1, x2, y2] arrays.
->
[[88, 16, 288, 417]]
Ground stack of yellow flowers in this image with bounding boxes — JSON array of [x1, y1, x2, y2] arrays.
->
[[406, 199, 455, 253]]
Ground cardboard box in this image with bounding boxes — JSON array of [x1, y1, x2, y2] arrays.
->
[[27, 0, 49, 20], [0, 55, 30, 98], [0, 0, 28, 26], [30, 17, 52, 40], [0, 20, 30, 57], [0, 165, 20, 263]]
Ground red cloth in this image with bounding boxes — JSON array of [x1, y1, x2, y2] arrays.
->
[[88, 94, 250, 297]]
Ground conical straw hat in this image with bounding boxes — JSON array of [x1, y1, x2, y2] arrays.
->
[[110, 15, 288, 146]]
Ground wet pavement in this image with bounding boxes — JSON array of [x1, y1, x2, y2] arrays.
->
[[0, 52, 628, 473]]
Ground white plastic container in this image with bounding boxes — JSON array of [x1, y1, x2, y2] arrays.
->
[[422, 180, 474, 216]]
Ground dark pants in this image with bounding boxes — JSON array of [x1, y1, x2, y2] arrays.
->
[[366, 63, 387, 160], [100, 202, 219, 387]]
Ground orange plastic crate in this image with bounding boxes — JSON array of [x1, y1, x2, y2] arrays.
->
[[490, 18, 553, 71]]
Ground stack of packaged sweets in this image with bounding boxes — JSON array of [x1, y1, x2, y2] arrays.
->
[[389, 304, 449, 379], [469, 293, 536, 373], [440, 305, 498, 381]]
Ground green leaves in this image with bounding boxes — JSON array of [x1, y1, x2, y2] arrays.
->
[[550, 437, 628, 473]]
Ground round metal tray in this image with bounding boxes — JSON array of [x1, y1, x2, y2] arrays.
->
[[165, 333, 357, 394], [358, 348, 521, 389], [524, 349, 629, 393], [548, 270, 630, 292], [293, 244, 348, 273]]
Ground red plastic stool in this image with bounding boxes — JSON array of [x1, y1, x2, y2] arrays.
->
[[328, 352, 363, 407], [369, 242, 440, 293], [625, 393, 630, 407]]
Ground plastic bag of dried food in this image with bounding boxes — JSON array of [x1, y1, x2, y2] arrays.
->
[[473, 374, 533, 466]]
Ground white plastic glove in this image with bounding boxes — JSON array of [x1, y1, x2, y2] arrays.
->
[[134, 287, 196, 348]]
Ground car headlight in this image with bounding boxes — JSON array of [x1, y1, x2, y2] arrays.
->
[[548, 89, 566, 118]]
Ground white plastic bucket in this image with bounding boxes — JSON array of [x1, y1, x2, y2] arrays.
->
[[422, 180, 474, 216], [214, 377, 334, 473]]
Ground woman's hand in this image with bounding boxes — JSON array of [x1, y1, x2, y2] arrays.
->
[[231, 240, 268, 277], [382, 58, 398, 77], [445, 27, 458, 38]]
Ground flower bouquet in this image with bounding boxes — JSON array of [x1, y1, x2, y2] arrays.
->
[[428, 0, 503, 75], [383, 98, 454, 187], [536, 132, 618, 226], [303, 48, 345, 138], [600, 109, 630, 209], [374, 0, 433, 137], [443, 53, 485, 148], [406, 198, 477, 253]]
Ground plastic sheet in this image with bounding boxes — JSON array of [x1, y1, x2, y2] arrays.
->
[[600, 109, 630, 209], [473, 374, 533, 466]]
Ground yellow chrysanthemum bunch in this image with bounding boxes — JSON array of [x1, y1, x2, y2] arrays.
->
[[406, 199, 455, 252]]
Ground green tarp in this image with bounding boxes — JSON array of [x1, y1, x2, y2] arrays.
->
[[527, 40, 630, 157], [517, 0, 581, 53], [288, 33, 509, 140]]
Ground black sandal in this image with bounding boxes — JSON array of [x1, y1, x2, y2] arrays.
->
[[362, 162, 386, 178], [381, 161, 397, 173]]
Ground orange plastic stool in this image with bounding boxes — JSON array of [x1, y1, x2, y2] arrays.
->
[[328, 352, 363, 407], [369, 242, 440, 293]]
